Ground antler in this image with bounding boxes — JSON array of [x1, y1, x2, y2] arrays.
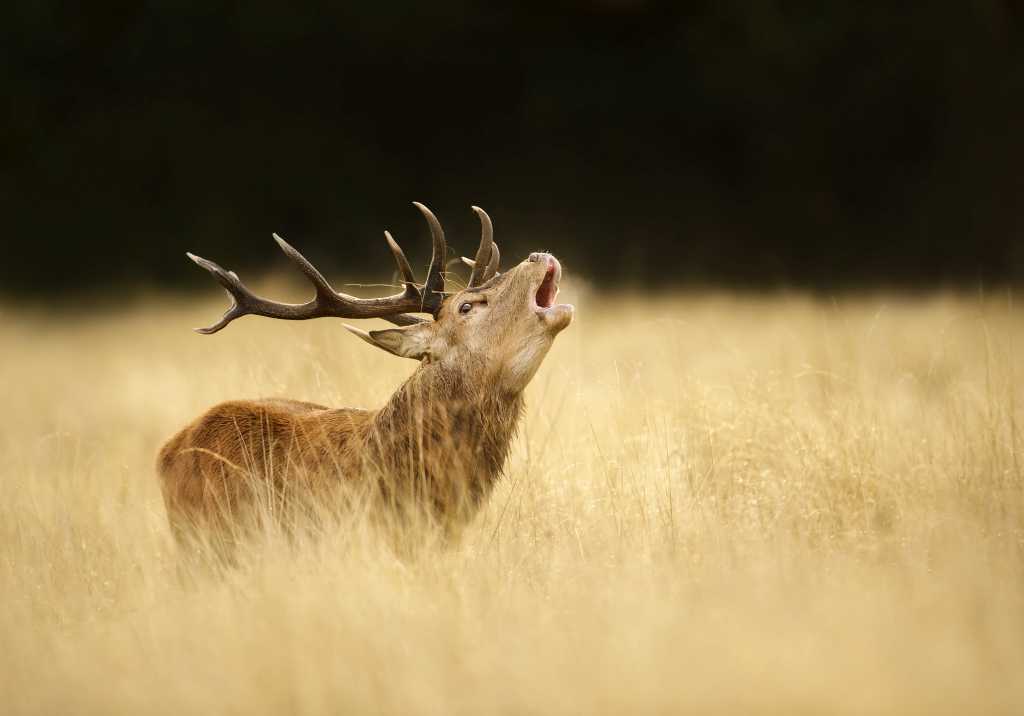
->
[[464, 206, 501, 287], [187, 202, 448, 334]]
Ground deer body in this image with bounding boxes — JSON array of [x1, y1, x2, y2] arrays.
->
[[157, 204, 571, 538]]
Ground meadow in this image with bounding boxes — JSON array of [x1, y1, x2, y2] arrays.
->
[[2, 282, 1022, 714]]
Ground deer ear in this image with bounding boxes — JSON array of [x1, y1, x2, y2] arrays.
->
[[343, 323, 434, 361]]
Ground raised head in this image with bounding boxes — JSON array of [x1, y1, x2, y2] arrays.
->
[[188, 203, 573, 394]]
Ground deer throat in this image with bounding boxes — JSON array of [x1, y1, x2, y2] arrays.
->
[[370, 364, 525, 510]]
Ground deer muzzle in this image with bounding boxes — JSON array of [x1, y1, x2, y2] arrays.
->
[[528, 253, 574, 331]]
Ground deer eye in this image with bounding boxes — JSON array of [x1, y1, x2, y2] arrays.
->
[[459, 302, 473, 314]]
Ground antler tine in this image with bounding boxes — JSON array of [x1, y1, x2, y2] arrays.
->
[[412, 202, 447, 314], [463, 242, 501, 280], [467, 206, 494, 288], [384, 313, 428, 326], [383, 230, 417, 287], [186, 252, 298, 334], [483, 240, 500, 282], [384, 229, 431, 326], [272, 233, 339, 300]]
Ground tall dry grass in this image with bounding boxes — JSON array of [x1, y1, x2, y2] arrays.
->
[[1, 285, 1022, 714]]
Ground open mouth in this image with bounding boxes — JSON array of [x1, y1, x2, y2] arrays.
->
[[535, 258, 560, 308]]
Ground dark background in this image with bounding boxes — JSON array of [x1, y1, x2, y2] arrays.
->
[[4, 1, 1023, 296]]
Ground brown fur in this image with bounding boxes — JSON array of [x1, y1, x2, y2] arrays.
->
[[157, 254, 573, 541]]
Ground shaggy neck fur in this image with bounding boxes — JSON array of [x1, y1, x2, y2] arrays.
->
[[368, 357, 524, 519]]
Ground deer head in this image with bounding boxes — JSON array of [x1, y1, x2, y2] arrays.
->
[[187, 203, 573, 395]]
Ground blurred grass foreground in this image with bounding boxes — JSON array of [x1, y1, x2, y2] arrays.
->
[[1, 286, 1023, 714]]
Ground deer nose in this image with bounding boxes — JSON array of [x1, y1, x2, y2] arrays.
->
[[528, 252, 550, 264]]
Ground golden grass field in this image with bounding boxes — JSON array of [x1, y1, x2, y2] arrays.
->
[[2, 283, 1023, 714]]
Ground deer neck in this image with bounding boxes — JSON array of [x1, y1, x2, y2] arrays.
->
[[370, 358, 524, 506]]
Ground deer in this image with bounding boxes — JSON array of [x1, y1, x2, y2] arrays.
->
[[157, 202, 573, 544]]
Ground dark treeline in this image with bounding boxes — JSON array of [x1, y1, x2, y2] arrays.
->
[[4, 1, 1023, 295]]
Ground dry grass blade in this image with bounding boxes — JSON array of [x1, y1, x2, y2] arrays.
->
[[1, 289, 1022, 715]]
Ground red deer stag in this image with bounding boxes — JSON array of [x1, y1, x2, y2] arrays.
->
[[158, 203, 573, 540]]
